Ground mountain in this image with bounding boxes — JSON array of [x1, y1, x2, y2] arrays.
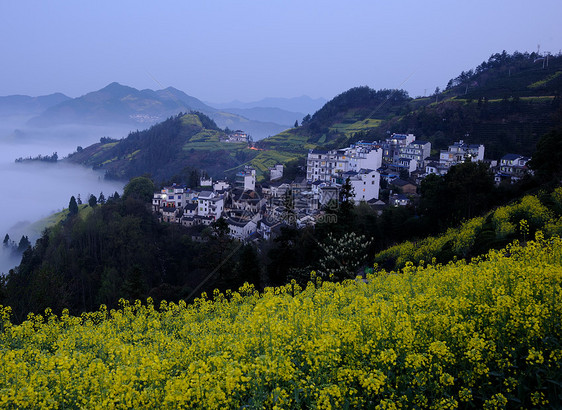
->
[[25, 83, 288, 139], [27, 82, 214, 127], [258, 51, 562, 159], [208, 95, 327, 115], [66, 110, 301, 183], [216, 107, 305, 127], [258, 87, 411, 152], [0, 93, 70, 116]]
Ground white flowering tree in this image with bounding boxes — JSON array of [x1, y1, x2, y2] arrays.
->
[[318, 232, 371, 281]]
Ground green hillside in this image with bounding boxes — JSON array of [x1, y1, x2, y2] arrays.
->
[[258, 87, 410, 152], [66, 112, 300, 182], [258, 51, 562, 159]]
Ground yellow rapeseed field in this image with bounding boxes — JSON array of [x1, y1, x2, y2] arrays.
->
[[1, 233, 561, 408]]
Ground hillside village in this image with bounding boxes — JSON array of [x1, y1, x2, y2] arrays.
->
[[153, 133, 532, 241]]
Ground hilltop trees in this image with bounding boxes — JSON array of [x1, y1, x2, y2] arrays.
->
[[420, 161, 495, 230], [123, 176, 155, 202], [529, 128, 562, 182], [68, 196, 79, 216], [88, 194, 97, 208]]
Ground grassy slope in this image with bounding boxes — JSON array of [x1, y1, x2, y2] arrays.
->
[[25, 205, 91, 239]]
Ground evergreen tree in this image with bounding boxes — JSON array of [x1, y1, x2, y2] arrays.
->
[[69, 196, 79, 215], [17, 236, 31, 253], [98, 192, 106, 204], [338, 177, 355, 229], [3, 234, 10, 248], [294, 120, 299, 128], [88, 194, 97, 208]]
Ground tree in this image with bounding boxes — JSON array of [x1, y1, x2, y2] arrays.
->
[[318, 232, 371, 281], [88, 194, 98, 208], [98, 192, 106, 204], [338, 177, 355, 229], [123, 176, 155, 202], [529, 128, 562, 181], [302, 114, 311, 125], [17, 236, 31, 253], [211, 217, 230, 239], [76, 194, 82, 205], [420, 162, 495, 229], [69, 196, 79, 216], [3, 234, 10, 248], [294, 120, 299, 128]]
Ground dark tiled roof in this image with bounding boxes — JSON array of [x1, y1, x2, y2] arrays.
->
[[501, 153, 522, 161]]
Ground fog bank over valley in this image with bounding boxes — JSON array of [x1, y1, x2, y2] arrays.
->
[[0, 119, 128, 273]]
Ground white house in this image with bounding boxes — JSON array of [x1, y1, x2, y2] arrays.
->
[[153, 185, 188, 211], [348, 168, 380, 202], [197, 191, 224, 219], [236, 166, 256, 191], [399, 140, 431, 169], [440, 140, 485, 166], [199, 176, 212, 187], [390, 193, 410, 207], [269, 164, 284, 181], [306, 144, 383, 184], [382, 133, 416, 164], [496, 153, 531, 183], [213, 180, 231, 192], [227, 217, 258, 240]]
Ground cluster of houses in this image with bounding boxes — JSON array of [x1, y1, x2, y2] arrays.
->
[[152, 133, 532, 241], [306, 133, 531, 207], [219, 130, 250, 143]]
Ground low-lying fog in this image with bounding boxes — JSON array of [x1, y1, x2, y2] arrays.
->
[[0, 118, 131, 274]]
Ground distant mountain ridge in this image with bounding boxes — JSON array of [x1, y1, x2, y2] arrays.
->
[[0, 93, 70, 116], [27, 82, 216, 127], [216, 107, 305, 127], [208, 95, 327, 115], [0, 83, 292, 140]]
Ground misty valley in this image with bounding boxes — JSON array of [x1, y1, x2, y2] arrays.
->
[[0, 119, 125, 273]]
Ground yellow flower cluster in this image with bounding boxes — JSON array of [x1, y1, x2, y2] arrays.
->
[[376, 188, 562, 269], [1, 234, 562, 408]]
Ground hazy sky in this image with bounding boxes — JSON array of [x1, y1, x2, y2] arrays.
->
[[1, 1, 561, 102]]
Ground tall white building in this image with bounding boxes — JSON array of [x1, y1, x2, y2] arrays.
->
[[345, 169, 380, 202], [197, 191, 224, 219], [306, 144, 382, 183], [382, 133, 416, 164], [399, 140, 431, 169], [236, 166, 256, 191]]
